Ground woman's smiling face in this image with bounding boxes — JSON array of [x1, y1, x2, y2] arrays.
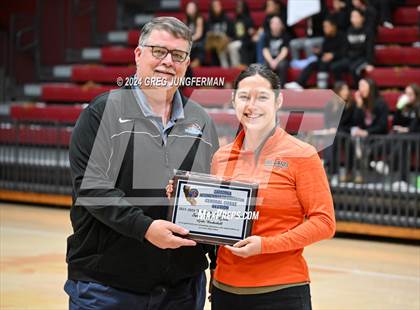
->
[[233, 74, 281, 134]]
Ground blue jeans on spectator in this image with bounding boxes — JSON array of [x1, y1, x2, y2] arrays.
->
[[256, 32, 266, 64], [64, 272, 206, 310]]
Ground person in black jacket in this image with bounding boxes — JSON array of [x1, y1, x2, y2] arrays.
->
[[205, 0, 234, 67], [184, 1, 206, 67], [262, 16, 290, 87], [285, 18, 346, 89], [347, 78, 389, 182], [330, 9, 375, 87], [65, 17, 219, 310], [227, 0, 256, 67]]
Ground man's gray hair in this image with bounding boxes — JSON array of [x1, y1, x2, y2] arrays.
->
[[138, 16, 192, 52]]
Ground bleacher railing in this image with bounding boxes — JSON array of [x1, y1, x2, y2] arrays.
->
[[1, 121, 419, 228]]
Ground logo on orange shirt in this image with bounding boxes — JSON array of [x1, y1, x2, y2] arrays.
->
[[264, 159, 289, 168]]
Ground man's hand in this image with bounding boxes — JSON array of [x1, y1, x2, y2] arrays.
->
[[225, 236, 262, 258], [145, 220, 197, 249]]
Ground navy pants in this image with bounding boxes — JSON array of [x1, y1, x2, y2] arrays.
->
[[64, 272, 206, 310], [211, 284, 312, 310]]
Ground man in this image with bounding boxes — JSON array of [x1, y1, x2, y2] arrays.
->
[[65, 17, 219, 309]]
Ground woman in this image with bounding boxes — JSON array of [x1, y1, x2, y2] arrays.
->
[[168, 64, 335, 309], [350, 78, 389, 183], [262, 16, 290, 87], [184, 1, 206, 67], [227, 0, 256, 67], [393, 83, 420, 134], [324, 82, 355, 177], [205, 0, 234, 67]]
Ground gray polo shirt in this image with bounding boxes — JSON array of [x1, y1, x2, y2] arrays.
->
[[133, 85, 184, 144]]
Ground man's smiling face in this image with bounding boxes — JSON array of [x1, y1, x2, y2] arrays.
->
[[134, 29, 190, 88]]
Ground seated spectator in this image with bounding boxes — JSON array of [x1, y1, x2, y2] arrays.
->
[[329, 0, 351, 32], [393, 84, 420, 134], [289, 1, 328, 69], [205, 0, 234, 67], [351, 0, 378, 30], [348, 78, 389, 183], [330, 9, 375, 87], [254, 0, 289, 64], [262, 16, 290, 87], [184, 1, 205, 67], [285, 18, 346, 89], [371, 84, 420, 190], [324, 82, 356, 177], [228, 0, 256, 67]]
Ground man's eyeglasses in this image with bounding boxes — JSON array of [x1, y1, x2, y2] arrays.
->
[[142, 45, 189, 63]]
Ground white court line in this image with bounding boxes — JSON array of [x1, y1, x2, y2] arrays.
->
[[311, 264, 420, 282]]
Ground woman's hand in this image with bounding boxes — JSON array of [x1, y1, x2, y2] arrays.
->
[[225, 236, 262, 258], [166, 180, 174, 199]]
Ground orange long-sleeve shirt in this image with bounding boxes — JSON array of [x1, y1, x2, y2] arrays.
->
[[211, 127, 336, 287]]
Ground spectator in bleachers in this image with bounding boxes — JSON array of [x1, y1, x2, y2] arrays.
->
[[330, 9, 375, 87], [351, 0, 378, 30], [369, 0, 405, 29], [254, 0, 289, 64], [349, 78, 389, 182], [263, 16, 290, 87], [289, 1, 328, 69], [370, 84, 420, 189], [285, 18, 346, 89], [184, 1, 206, 67], [329, 0, 351, 32], [392, 83, 420, 134], [227, 0, 256, 67], [324, 81, 355, 177], [205, 0, 234, 67]]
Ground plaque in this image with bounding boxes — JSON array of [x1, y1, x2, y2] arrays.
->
[[168, 171, 258, 245]]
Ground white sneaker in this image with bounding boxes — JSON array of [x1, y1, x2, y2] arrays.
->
[[284, 82, 303, 90], [383, 21, 394, 29], [391, 181, 408, 191], [370, 160, 390, 175]]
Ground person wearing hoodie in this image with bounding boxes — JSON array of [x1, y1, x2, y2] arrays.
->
[[330, 8, 375, 87]]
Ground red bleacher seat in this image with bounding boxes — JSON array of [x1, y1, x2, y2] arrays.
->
[[10, 104, 83, 123], [393, 7, 419, 25], [101, 47, 134, 64], [71, 65, 135, 83], [128, 30, 140, 46], [377, 27, 419, 44], [381, 91, 400, 112], [366, 68, 420, 88], [375, 47, 420, 66], [0, 125, 72, 146], [41, 83, 115, 102], [405, 0, 420, 5], [192, 67, 241, 83]]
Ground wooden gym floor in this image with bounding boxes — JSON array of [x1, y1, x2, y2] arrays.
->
[[0, 202, 419, 310]]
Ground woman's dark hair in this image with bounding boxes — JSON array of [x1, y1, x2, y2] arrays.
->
[[236, 0, 250, 17], [209, 0, 225, 20], [351, 8, 365, 19], [360, 78, 379, 110], [233, 64, 281, 98], [185, 1, 200, 24]]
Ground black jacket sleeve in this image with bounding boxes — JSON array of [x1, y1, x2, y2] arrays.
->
[[69, 99, 153, 242], [367, 98, 389, 134]]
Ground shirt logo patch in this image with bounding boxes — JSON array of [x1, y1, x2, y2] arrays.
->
[[184, 123, 202, 135], [265, 159, 289, 169]]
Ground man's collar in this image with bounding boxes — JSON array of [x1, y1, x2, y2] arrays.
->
[[133, 85, 185, 121]]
